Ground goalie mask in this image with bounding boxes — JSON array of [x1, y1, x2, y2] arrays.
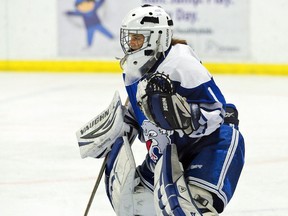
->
[[120, 5, 173, 85]]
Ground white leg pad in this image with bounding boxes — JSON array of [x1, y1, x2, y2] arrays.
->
[[154, 144, 203, 216], [107, 136, 156, 216], [133, 185, 156, 216]]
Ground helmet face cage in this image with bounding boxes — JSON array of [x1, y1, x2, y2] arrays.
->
[[120, 29, 151, 55], [120, 5, 173, 56], [120, 5, 174, 84]]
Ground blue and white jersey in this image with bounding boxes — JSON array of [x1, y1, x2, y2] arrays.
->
[[123, 44, 226, 166]]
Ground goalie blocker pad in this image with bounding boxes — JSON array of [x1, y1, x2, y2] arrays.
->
[[154, 144, 203, 216], [149, 93, 191, 129], [76, 91, 125, 158], [105, 136, 156, 216]]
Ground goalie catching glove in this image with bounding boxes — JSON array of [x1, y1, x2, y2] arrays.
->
[[136, 72, 200, 134]]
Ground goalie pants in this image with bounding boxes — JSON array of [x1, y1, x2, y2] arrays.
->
[[137, 123, 245, 214]]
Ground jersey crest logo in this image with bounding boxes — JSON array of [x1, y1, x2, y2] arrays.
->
[[142, 120, 172, 163]]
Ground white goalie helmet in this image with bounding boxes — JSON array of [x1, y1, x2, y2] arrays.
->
[[120, 5, 173, 85]]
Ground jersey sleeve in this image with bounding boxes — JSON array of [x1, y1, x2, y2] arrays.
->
[[162, 45, 226, 137]]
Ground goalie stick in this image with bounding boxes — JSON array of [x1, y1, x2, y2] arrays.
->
[[84, 156, 108, 216], [83, 96, 130, 216]]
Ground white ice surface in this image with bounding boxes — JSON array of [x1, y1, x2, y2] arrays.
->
[[0, 72, 287, 216]]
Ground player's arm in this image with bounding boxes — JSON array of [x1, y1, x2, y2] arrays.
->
[[65, 10, 82, 16], [136, 72, 228, 137]]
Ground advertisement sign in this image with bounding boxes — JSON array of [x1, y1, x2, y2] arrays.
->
[[58, 0, 249, 60]]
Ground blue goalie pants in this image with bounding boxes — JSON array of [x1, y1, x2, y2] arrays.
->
[[138, 123, 245, 213], [184, 123, 245, 213]]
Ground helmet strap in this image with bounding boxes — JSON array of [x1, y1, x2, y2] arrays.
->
[[119, 54, 128, 70]]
